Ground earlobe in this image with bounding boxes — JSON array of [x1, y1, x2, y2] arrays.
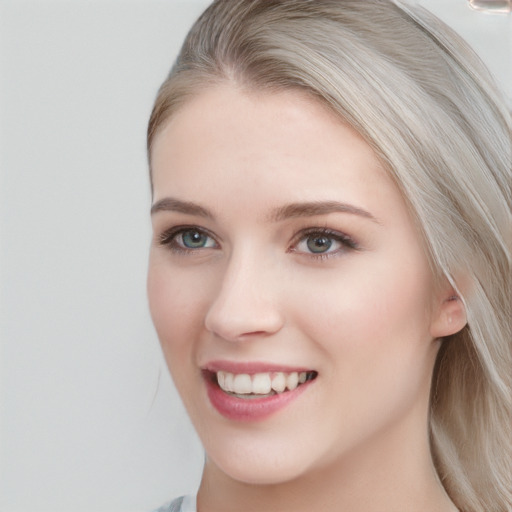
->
[[430, 295, 467, 338]]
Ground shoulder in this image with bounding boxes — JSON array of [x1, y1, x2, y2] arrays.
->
[[151, 496, 184, 512], [151, 495, 196, 512]]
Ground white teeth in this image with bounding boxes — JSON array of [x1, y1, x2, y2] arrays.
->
[[252, 373, 272, 394], [271, 373, 286, 393], [224, 372, 234, 393], [217, 370, 226, 389], [233, 374, 252, 394], [216, 370, 314, 395], [286, 372, 299, 391]]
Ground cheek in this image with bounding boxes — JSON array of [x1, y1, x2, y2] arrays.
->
[[292, 260, 436, 440], [147, 260, 213, 411], [293, 253, 435, 374], [147, 260, 207, 356]]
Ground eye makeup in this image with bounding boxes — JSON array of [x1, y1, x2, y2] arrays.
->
[[158, 225, 219, 254], [289, 227, 360, 260], [157, 222, 360, 263]]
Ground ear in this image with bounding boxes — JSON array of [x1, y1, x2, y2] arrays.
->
[[430, 292, 467, 339]]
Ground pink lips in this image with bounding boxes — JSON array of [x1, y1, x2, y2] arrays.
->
[[202, 360, 316, 422]]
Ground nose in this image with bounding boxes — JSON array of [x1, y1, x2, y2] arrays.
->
[[204, 249, 285, 342]]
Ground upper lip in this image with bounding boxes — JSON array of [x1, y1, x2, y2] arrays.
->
[[202, 360, 314, 374]]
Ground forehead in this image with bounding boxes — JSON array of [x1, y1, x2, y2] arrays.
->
[[151, 84, 350, 161], [150, 83, 391, 200], [149, 84, 405, 224]]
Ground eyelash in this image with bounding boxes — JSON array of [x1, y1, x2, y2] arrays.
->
[[158, 225, 218, 254], [158, 225, 359, 259], [289, 227, 359, 260]]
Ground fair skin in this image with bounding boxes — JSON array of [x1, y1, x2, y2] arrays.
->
[[148, 83, 465, 512]]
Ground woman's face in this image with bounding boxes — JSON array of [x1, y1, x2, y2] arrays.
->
[[148, 84, 447, 485]]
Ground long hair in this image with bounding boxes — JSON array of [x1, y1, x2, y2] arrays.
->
[[147, 2, 512, 510]]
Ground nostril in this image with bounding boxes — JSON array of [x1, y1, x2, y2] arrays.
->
[[203, 262, 285, 341], [204, 305, 284, 342]]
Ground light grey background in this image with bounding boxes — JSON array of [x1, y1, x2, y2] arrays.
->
[[0, 1, 510, 511]]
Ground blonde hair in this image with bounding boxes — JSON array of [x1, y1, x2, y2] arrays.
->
[[147, 1, 512, 510]]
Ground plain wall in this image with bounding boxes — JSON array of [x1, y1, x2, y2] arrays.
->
[[0, 1, 510, 511]]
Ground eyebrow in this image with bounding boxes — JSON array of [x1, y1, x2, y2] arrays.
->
[[150, 197, 214, 218], [151, 197, 380, 224], [267, 201, 381, 224]]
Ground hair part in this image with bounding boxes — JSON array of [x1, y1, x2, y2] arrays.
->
[[148, 2, 512, 510]]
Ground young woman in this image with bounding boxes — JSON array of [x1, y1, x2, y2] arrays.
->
[[146, 1, 511, 511]]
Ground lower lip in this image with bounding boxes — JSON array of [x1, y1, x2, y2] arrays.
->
[[204, 373, 313, 422]]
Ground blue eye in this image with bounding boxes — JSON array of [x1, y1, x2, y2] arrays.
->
[[305, 235, 334, 254], [181, 230, 213, 249], [293, 229, 357, 257], [159, 227, 217, 252]]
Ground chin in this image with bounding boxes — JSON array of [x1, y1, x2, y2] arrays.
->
[[204, 432, 317, 486], [214, 456, 308, 486]]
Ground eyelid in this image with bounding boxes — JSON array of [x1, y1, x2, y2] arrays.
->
[[157, 224, 359, 258], [288, 227, 359, 258], [158, 225, 220, 252]]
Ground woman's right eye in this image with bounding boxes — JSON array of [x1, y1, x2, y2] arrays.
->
[[159, 227, 217, 252]]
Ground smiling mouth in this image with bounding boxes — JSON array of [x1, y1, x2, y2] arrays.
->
[[208, 370, 318, 399]]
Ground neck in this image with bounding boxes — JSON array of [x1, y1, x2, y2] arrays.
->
[[196, 404, 458, 512]]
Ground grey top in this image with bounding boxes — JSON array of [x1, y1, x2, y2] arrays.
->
[[152, 495, 196, 512]]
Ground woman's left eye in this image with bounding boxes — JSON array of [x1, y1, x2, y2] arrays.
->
[[292, 229, 358, 257]]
